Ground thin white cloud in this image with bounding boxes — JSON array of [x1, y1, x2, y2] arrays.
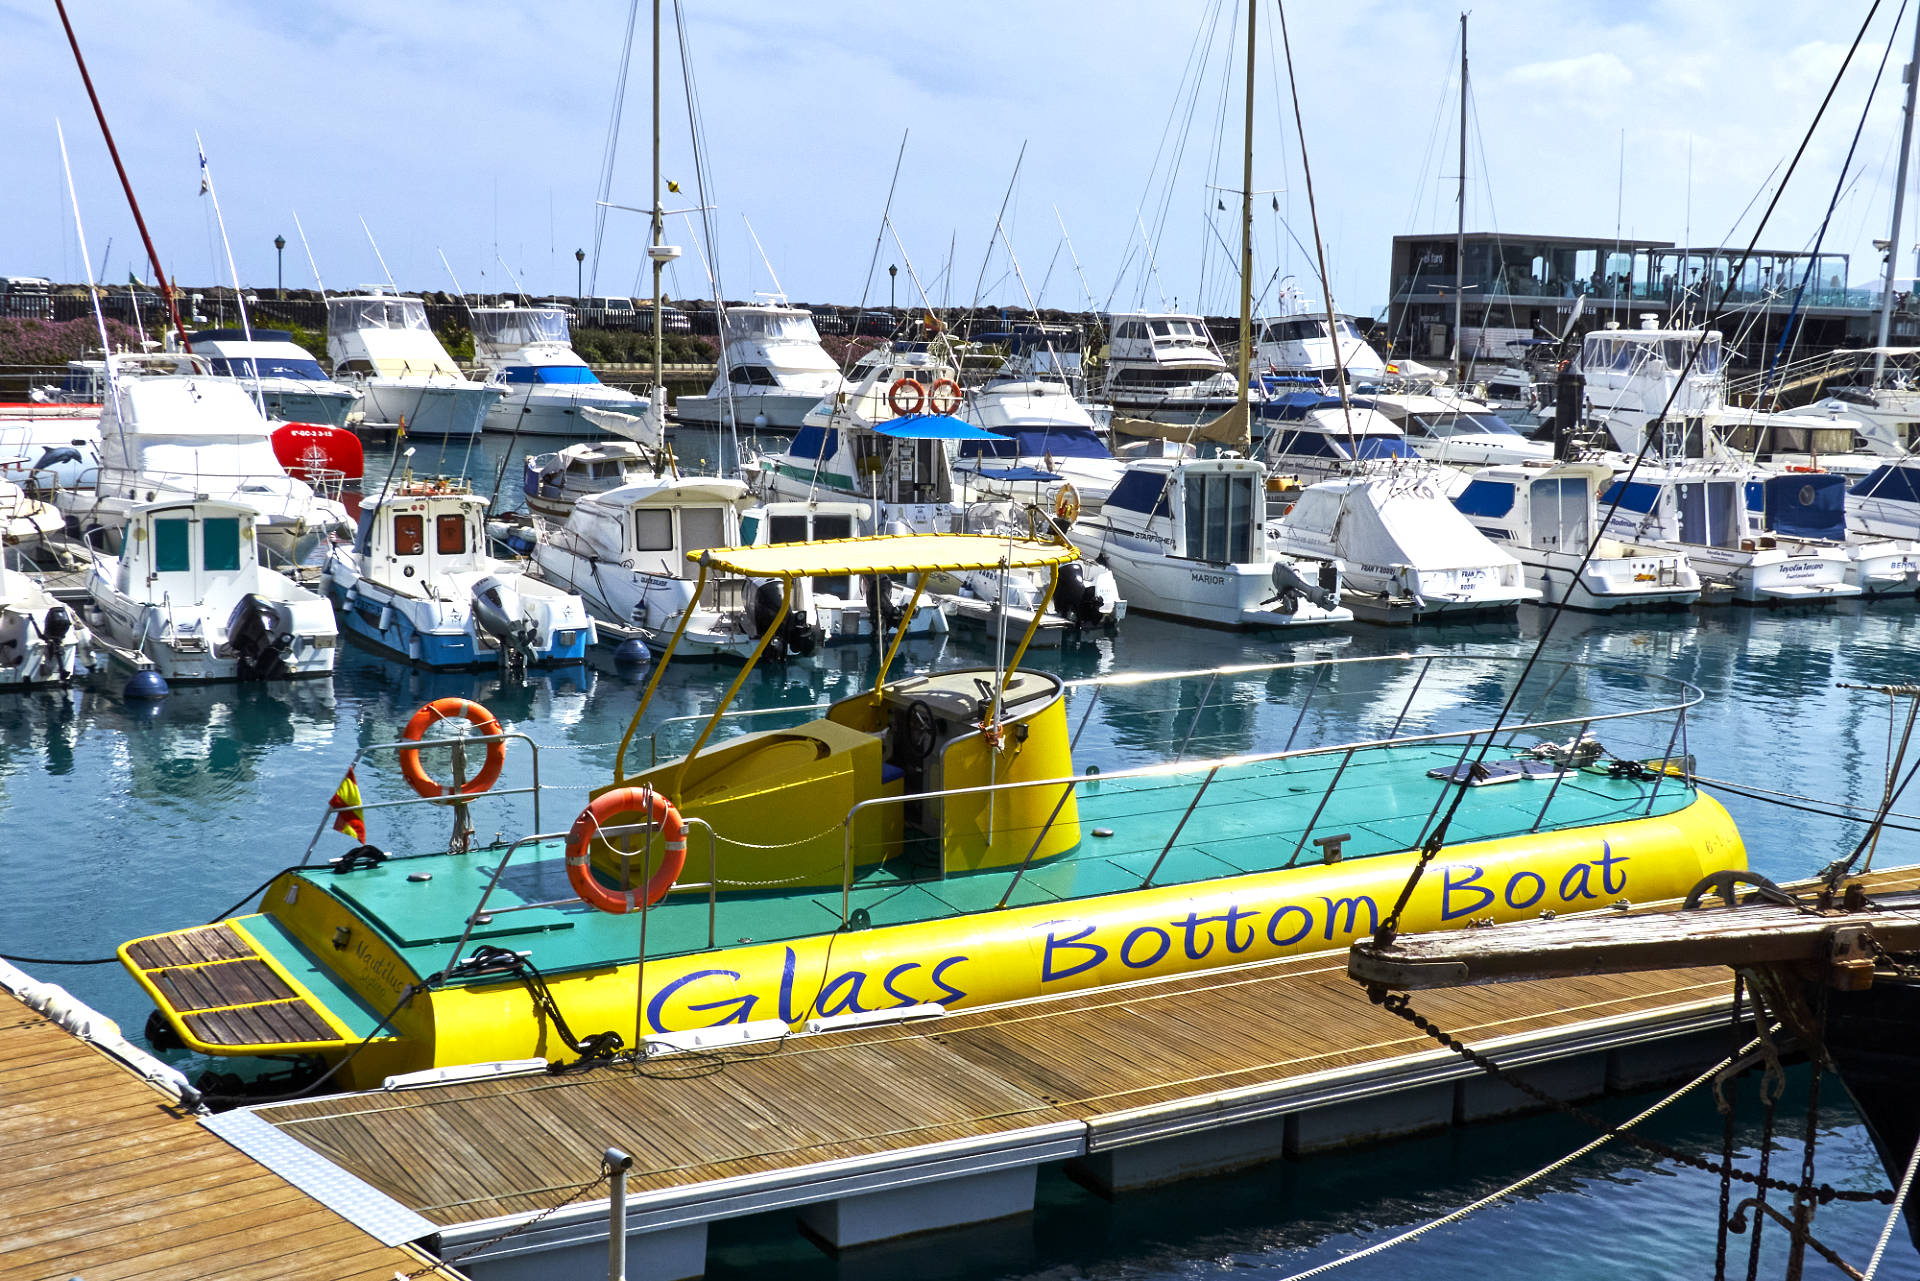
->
[[1504, 52, 1634, 95]]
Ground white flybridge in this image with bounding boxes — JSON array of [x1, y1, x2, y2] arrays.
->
[[326, 291, 502, 437], [470, 305, 652, 437], [1452, 462, 1700, 611], [1070, 457, 1350, 630], [1253, 301, 1386, 385], [673, 304, 842, 429], [1270, 474, 1540, 623], [954, 370, 1127, 509], [1101, 312, 1244, 423], [55, 375, 352, 566], [181, 328, 360, 428]]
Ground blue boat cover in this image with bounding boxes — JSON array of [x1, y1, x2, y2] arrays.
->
[[872, 414, 1000, 440], [788, 425, 837, 460], [1854, 464, 1920, 504], [1747, 473, 1846, 540], [958, 425, 1110, 460], [973, 466, 1062, 481]]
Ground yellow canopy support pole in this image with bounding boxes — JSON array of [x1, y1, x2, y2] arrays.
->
[[615, 560, 709, 785], [871, 573, 929, 704], [674, 574, 793, 800], [997, 562, 1057, 705]]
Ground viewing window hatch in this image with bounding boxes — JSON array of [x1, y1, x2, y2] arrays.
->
[[726, 311, 822, 344], [436, 514, 467, 556], [1183, 471, 1254, 564], [634, 509, 674, 552], [154, 517, 191, 572], [728, 365, 781, 386], [393, 514, 424, 556], [1528, 477, 1591, 551], [1410, 412, 1524, 438], [202, 517, 242, 572]]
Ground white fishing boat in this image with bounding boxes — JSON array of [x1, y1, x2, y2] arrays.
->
[[0, 560, 95, 688], [673, 304, 842, 429], [531, 474, 818, 660], [326, 291, 502, 437], [520, 439, 662, 520], [1363, 390, 1553, 468], [1453, 462, 1700, 610], [1270, 474, 1539, 622], [1256, 391, 1421, 484], [738, 499, 947, 644], [470, 305, 651, 437], [181, 328, 360, 427], [84, 497, 337, 681], [1742, 470, 1920, 597], [1101, 311, 1243, 423], [1070, 456, 1351, 630], [56, 375, 353, 567]]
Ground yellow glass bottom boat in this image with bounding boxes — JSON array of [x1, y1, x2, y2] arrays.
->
[[121, 535, 1745, 1093]]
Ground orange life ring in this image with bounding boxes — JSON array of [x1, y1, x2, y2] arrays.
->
[[926, 378, 963, 415], [886, 377, 925, 417], [398, 698, 506, 799], [565, 787, 686, 914]]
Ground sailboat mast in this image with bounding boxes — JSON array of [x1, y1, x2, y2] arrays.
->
[[652, 0, 665, 391], [1454, 11, 1467, 384], [52, 0, 191, 353], [1877, 6, 1920, 381], [1236, 0, 1256, 419]]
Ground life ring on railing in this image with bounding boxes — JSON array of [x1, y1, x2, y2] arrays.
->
[[398, 698, 506, 799], [926, 378, 963, 415], [1053, 482, 1081, 526], [1784, 464, 1819, 473], [887, 377, 925, 417], [565, 787, 686, 914]]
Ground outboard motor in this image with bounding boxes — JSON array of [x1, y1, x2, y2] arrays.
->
[[225, 593, 293, 681], [1052, 562, 1107, 629], [1269, 560, 1340, 613], [472, 575, 537, 678], [1553, 367, 1586, 460], [749, 580, 819, 660], [40, 605, 73, 680]]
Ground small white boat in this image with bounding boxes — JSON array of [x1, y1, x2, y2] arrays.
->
[[739, 500, 948, 645], [532, 475, 819, 660], [0, 560, 95, 687], [471, 305, 651, 437], [1070, 456, 1351, 630], [183, 328, 360, 427], [1271, 474, 1540, 622], [1364, 391, 1553, 468], [521, 439, 661, 520], [1256, 391, 1421, 483], [85, 497, 338, 681], [673, 304, 842, 429], [1743, 470, 1920, 597], [1453, 462, 1700, 610], [931, 502, 1124, 646], [1253, 303, 1386, 385], [327, 479, 596, 669], [326, 291, 503, 437]]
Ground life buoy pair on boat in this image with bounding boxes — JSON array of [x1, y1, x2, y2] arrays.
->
[[887, 377, 962, 417], [396, 697, 683, 912]]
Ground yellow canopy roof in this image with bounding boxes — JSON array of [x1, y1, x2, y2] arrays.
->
[[693, 533, 1080, 578]]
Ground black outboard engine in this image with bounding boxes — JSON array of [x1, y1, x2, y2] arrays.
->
[[750, 580, 818, 660], [1052, 562, 1107, 629], [225, 593, 292, 681], [1269, 560, 1341, 614], [472, 577, 536, 679], [40, 605, 73, 680], [1553, 367, 1586, 460]]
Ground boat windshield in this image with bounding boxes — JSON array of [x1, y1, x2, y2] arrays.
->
[[208, 356, 329, 382], [727, 310, 821, 344], [502, 365, 600, 385], [328, 297, 430, 333], [959, 425, 1111, 460], [473, 308, 570, 348], [1412, 412, 1524, 438]]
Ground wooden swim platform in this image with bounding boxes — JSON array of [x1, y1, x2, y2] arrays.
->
[[0, 986, 464, 1281]]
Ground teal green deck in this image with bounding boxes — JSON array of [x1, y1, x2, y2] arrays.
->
[[257, 745, 1694, 986]]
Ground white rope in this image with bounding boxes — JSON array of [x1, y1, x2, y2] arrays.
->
[[1272, 1035, 1765, 1281], [1861, 1129, 1920, 1281]]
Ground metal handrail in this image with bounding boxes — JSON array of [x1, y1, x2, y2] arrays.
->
[[298, 730, 543, 864]]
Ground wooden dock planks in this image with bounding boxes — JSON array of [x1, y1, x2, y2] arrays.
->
[[0, 992, 460, 1281]]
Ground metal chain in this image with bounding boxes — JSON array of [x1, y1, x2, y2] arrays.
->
[[1368, 987, 1894, 1206], [403, 1164, 614, 1278]]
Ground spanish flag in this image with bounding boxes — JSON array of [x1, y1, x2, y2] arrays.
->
[[329, 768, 367, 843]]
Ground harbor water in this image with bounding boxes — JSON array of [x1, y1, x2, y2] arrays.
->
[[2, 430, 1916, 1279]]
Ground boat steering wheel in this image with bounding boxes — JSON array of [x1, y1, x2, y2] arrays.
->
[[903, 700, 940, 765]]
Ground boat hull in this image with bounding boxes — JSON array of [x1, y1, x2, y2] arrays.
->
[[485, 389, 650, 437], [358, 381, 500, 438], [262, 386, 360, 430], [675, 389, 824, 430]]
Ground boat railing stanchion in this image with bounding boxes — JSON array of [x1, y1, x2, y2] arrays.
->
[[1139, 763, 1223, 890], [1413, 732, 1480, 850], [1281, 659, 1329, 753], [1505, 660, 1575, 748], [1285, 745, 1360, 867], [633, 805, 657, 1057], [1529, 718, 1589, 833], [1386, 655, 1436, 740], [1645, 706, 1687, 815], [605, 1145, 633, 1281], [993, 779, 1079, 910]]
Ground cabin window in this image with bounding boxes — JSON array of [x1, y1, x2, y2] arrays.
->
[[202, 517, 242, 571], [393, 514, 424, 556], [1151, 320, 1171, 337], [1454, 480, 1516, 518], [154, 518, 191, 572], [1106, 470, 1173, 516], [436, 513, 467, 555], [680, 507, 730, 558], [1183, 472, 1253, 564], [634, 509, 674, 551], [769, 515, 810, 544], [590, 461, 623, 479], [815, 514, 854, 540]]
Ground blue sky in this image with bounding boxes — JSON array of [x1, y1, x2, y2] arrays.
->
[[1, 0, 1912, 319]]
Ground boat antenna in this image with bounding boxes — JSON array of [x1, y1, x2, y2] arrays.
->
[[1453, 12, 1467, 386], [291, 209, 327, 292], [741, 216, 787, 302], [1876, 2, 1920, 383], [493, 251, 532, 307], [590, 0, 643, 295], [56, 120, 121, 420], [1233, 0, 1255, 453], [437, 251, 488, 485], [670, 0, 731, 472], [52, 0, 191, 355], [372, 446, 416, 526], [359, 217, 399, 292], [1361, 0, 1885, 957], [195, 134, 265, 415]]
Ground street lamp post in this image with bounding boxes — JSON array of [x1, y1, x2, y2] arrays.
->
[[274, 235, 285, 300], [575, 248, 585, 304], [888, 263, 897, 312]]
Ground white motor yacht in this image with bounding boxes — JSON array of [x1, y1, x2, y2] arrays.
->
[[954, 370, 1125, 509], [471, 305, 651, 437], [1809, 347, 1920, 455], [532, 475, 818, 660], [0, 560, 95, 687], [1256, 391, 1420, 484], [326, 291, 503, 438], [1453, 462, 1699, 610], [85, 497, 338, 681], [738, 500, 947, 645], [1070, 456, 1351, 630], [1253, 305, 1386, 385], [326, 478, 595, 669], [1270, 474, 1539, 622], [182, 328, 360, 427], [1363, 391, 1553, 469], [674, 304, 842, 429], [521, 439, 663, 520], [1101, 312, 1243, 423]]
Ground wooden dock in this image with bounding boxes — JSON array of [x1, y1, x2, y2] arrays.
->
[[227, 870, 1920, 1280], [0, 982, 464, 1281]]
